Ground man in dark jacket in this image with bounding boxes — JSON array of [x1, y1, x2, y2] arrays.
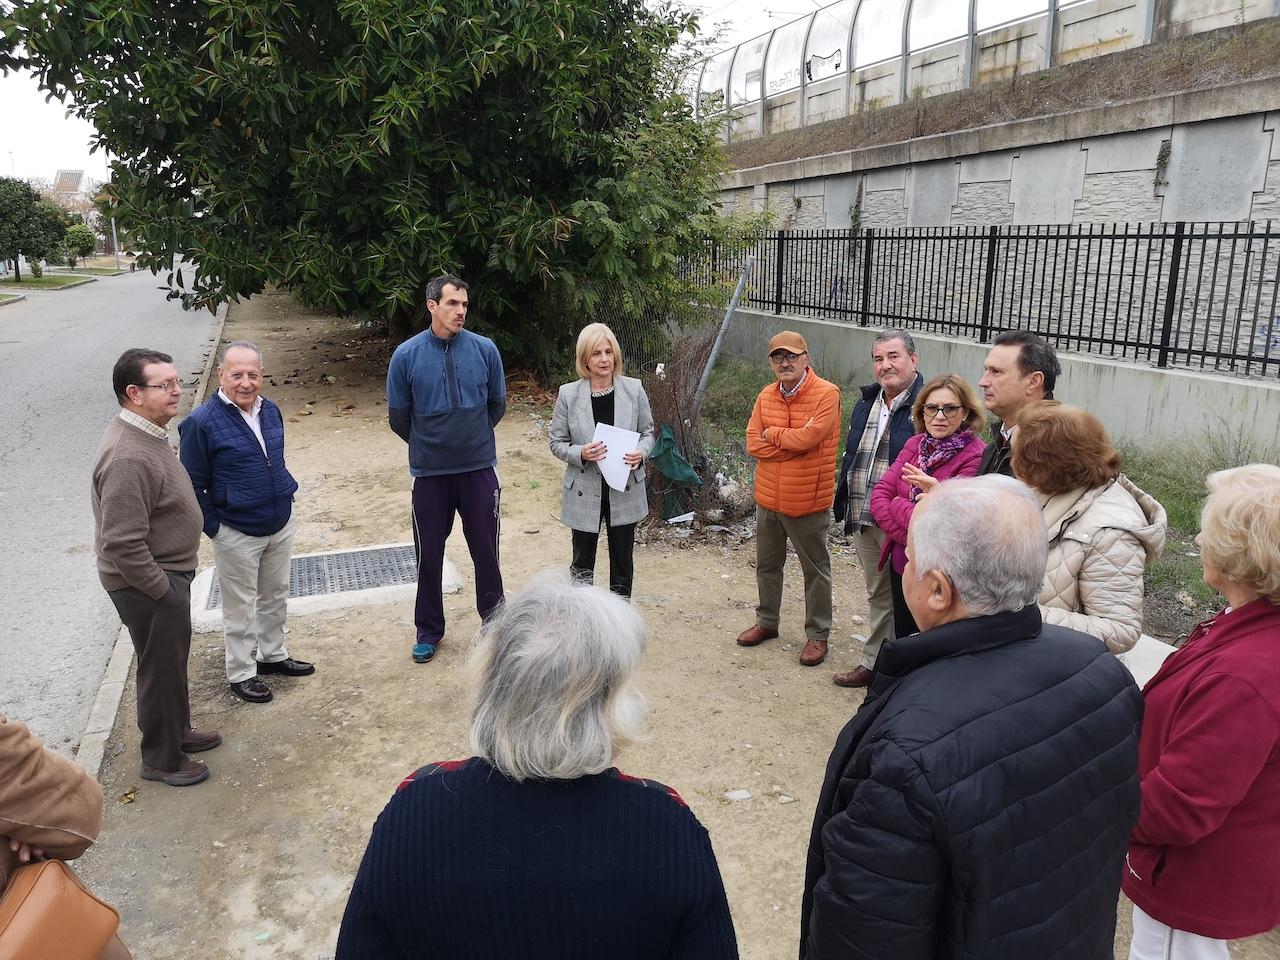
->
[[801, 475, 1142, 960], [976, 329, 1060, 476], [180, 341, 313, 705], [831, 329, 924, 688]]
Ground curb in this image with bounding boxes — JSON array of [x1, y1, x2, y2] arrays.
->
[[0, 294, 26, 307], [75, 301, 231, 778], [0, 276, 98, 291]]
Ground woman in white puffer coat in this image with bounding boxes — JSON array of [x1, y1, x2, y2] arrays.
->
[[1011, 403, 1167, 654]]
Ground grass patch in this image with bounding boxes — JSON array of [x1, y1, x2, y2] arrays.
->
[[50, 267, 126, 276], [1120, 427, 1280, 640], [694, 356, 862, 500], [0, 274, 90, 289], [0, 293, 19, 304]]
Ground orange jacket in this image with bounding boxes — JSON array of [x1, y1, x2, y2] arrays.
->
[[746, 370, 841, 517]]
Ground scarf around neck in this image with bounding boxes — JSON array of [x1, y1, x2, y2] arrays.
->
[[916, 429, 975, 477]]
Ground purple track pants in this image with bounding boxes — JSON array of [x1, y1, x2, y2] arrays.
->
[[411, 468, 503, 646]]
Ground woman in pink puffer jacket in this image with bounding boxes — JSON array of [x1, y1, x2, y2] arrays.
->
[[870, 374, 987, 637]]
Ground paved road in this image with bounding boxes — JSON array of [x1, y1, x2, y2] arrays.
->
[[0, 272, 222, 752]]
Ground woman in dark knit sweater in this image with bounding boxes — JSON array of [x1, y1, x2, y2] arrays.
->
[[336, 573, 738, 959]]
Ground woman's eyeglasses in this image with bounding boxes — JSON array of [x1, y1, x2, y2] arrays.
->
[[923, 403, 962, 418]]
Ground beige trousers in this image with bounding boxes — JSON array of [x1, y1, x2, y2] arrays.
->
[[754, 506, 832, 643], [852, 524, 895, 669], [212, 516, 294, 683]]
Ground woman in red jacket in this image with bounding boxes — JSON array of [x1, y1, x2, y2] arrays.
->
[[868, 374, 985, 638], [1124, 464, 1280, 960]]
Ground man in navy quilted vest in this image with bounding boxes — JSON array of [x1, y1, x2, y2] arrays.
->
[[179, 341, 314, 704], [800, 475, 1142, 960]]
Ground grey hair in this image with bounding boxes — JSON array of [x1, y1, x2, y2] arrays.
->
[[466, 571, 649, 782], [873, 328, 917, 355], [909, 475, 1048, 616], [219, 339, 261, 365]]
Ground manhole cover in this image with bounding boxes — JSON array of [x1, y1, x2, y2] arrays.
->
[[207, 544, 418, 609]]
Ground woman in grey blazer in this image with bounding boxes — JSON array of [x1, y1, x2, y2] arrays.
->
[[548, 323, 655, 597]]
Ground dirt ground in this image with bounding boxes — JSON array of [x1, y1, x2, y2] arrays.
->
[[77, 288, 1279, 959]]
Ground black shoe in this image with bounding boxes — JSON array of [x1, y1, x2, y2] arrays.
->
[[230, 678, 273, 703], [256, 657, 315, 677]]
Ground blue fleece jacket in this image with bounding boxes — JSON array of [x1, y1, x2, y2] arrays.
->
[[386, 327, 506, 477], [178, 394, 299, 538]]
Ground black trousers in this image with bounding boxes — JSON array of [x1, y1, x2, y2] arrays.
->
[[889, 567, 919, 638], [570, 488, 636, 598], [107, 570, 194, 772]]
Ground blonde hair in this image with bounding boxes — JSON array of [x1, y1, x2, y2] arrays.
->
[[466, 571, 649, 781], [1199, 464, 1280, 603], [574, 323, 624, 380]]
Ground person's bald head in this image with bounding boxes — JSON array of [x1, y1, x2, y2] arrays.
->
[[903, 476, 1048, 631]]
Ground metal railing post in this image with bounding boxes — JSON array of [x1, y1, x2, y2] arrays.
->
[[978, 225, 1000, 342], [774, 231, 787, 314], [1157, 221, 1187, 369], [690, 255, 756, 427], [859, 228, 875, 327]]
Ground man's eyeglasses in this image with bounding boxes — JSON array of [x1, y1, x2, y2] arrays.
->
[[137, 379, 182, 393], [923, 403, 963, 418], [769, 351, 807, 365]]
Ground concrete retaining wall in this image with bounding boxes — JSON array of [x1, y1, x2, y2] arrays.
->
[[722, 308, 1280, 450], [722, 90, 1280, 229]]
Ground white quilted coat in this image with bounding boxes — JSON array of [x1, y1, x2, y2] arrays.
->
[[1037, 475, 1167, 655]]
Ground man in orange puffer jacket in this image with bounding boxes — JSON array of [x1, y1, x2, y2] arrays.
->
[[736, 332, 841, 666]]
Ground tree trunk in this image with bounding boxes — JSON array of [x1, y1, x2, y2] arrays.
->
[[13, 258, 20, 282], [389, 303, 427, 344]]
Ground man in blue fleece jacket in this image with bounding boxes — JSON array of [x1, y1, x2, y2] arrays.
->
[[386, 275, 507, 663]]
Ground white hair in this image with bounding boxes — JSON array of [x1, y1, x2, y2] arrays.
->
[[909, 475, 1048, 616], [219, 339, 261, 365], [466, 571, 649, 782]]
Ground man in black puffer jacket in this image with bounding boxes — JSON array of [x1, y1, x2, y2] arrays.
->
[[800, 475, 1142, 960]]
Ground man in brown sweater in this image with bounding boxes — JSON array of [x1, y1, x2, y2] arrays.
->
[[92, 348, 220, 787]]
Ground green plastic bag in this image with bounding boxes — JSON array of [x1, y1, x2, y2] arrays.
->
[[647, 424, 702, 519]]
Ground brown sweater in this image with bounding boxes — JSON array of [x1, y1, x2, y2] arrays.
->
[[92, 416, 202, 600]]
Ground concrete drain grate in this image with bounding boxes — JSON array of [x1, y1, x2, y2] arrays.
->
[[207, 544, 418, 609]]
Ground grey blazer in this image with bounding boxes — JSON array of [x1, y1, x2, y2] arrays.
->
[[548, 376, 656, 532]]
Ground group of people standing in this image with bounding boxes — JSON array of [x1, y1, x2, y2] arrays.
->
[[740, 325, 1166, 687], [340, 280, 1279, 959], [3, 273, 1275, 960]]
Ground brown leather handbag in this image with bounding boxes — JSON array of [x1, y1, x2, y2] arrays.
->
[[0, 859, 122, 960]]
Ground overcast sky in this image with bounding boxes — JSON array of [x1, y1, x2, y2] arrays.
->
[[0, 0, 777, 184]]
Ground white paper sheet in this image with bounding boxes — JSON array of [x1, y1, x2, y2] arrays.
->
[[591, 422, 642, 492]]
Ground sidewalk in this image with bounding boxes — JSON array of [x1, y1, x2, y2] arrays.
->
[[74, 288, 1280, 959]]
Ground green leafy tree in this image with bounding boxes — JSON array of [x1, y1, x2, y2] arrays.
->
[[63, 223, 97, 268], [2, 0, 737, 360], [0, 177, 68, 280]]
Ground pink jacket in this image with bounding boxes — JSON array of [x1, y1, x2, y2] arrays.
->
[[1123, 598, 1280, 940], [869, 432, 985, 573]]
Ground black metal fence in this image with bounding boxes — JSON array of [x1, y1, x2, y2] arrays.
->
[[687, 223, 1280, 378]]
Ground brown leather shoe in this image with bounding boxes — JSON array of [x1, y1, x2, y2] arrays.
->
[[833, 665, 873, 688], [140, 757, 209, 787], [736, 625, 779, 647], [799, 639, 828, 666], [181, 729, 222, 753]]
